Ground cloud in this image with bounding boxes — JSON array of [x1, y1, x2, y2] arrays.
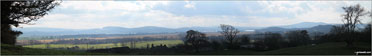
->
[[120, 10, 238, 28], [20, 13, 124, 29], [252, 1, 371, 24], [257, 1, 306, 14], [19, 1, 371, 29], [60, 1, 168, 12], [184, 1, 196, 9]]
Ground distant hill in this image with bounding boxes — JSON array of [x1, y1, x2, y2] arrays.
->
[[254, 27, 288, 33], [14, 26, 181, 37], [254, 22, 333, 33], [15, 22, 352, 37], [277, 22, 329, 29], [14, 25, 262, 37], [255, 25, 334, 34]]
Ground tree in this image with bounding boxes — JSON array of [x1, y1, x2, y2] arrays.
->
[[262, 32, 285, 50], [219, 24, 240, 49], [311, 32, 325, 44], [185, 30, 208, 53], [252, 38, 266, 50], [339, 4, 368, 47], [1, 1, 59, 45], [239, 34, 251, 45], [286, 30, 311, 47]]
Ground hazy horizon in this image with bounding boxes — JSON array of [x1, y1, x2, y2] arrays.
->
[[16, 1, 372, 29]]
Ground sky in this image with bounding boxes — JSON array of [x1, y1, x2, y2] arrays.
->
[[18, 0, 372, 29]]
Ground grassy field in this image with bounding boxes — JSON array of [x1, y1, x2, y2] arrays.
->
[[23, 40, 183, 50], [199, 42, 371, 55], [4, 42, 370, 55], [259, 42, 371, 55], [1, 44, 109, 55]]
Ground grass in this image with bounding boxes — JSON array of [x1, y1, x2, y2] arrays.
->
[[197, 42, 370, 55], [1, 44, 109, 55], [6, 41, 370, 55], [199, 49, 260, 55], [259, 42, 371, 55], [23, 40, 183, 50]]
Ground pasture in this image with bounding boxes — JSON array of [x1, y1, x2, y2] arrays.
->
[[23, 40, 183, 50]]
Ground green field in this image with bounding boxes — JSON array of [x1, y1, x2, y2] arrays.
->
[[23, 40, 183, 50], [1, 44, 109, 55]]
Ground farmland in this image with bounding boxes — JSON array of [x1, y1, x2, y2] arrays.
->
[[23, 40, 183, 50]]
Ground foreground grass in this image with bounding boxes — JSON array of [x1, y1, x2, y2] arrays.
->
[[198, 42, 370, 55], [23, 40, 183, 50], [4, 42, 370, 55], [1, 44, 109, 55], [260, 42, 371, 55]]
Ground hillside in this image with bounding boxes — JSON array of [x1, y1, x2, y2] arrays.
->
[[255, 25, 334, 34], [14, 22, 331, 37], [279, 22, 329, 28]]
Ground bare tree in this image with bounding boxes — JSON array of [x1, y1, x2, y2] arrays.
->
[[219, 24, 239, 49], [342, 4, 368, 32], [340, 4, 368, 47]]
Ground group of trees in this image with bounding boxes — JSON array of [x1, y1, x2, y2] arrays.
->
[[183, 24, 316, 52], [286, 30, 311, 47], [317, 4, 371, 47], [252, 32, 285, 50], [184, 30, 209, 53], [181, 4, 371, 52], [251, 30, 311, 50]]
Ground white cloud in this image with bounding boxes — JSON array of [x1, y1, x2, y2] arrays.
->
[[254, 1, 371, 24], [293, 2, 342, 24], [20, 13, 123, 29], [295, 9, 342, 24], [257, 1, 305, 14], [60, 1, 168, 12], [184, 1, 196, 9], [121, 10, 236, 28], [19, 1, 371, 29]]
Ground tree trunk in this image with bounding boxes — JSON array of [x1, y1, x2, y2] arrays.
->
[[1, 24, 21, 45], [345, 33, 354, 47]]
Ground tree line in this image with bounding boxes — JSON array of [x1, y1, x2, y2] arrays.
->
[[179, 4, 371, 53]]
